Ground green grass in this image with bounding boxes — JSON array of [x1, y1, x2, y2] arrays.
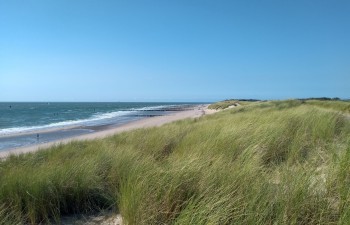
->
[[304, 100, 350, 113], [208, 100, 240, 109], [1, 100, 350, 224]]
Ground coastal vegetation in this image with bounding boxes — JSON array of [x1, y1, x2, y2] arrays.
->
[[207, 100, 240, 109], [1, 100, 350, 224], [304, 99, 350, 113], [208, 99, 260, 110]]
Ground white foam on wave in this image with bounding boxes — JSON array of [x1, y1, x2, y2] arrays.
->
[[131, 105, 177, 111], [0, 110, 133, 136]]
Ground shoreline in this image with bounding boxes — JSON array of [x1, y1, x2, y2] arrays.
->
[[0, 105, 209, 158], [0, 104, 196, 138]]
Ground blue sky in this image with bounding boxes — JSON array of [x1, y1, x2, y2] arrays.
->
[[0, 0, 349, 102]]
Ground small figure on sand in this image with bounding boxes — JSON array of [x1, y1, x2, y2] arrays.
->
[[37, 133, 40, 141]]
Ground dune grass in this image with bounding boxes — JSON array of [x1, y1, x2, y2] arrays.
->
[[208, 99, 257, 109], [1, 100, 350, 224], [305, 99, 350, 113], [207, 100, 240, 109]]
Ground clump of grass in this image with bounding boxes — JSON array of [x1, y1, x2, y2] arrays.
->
[[1, 100, 350, 224], [0, 141, 116, 224]]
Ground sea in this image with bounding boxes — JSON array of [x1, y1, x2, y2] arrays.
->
[[0, 102, 200, 151]]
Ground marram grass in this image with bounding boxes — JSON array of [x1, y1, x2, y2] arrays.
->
[[1, 100, 350, 224], [207, 100, 239, 109]]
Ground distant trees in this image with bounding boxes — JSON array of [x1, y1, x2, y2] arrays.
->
[[298, 97, 341, 101]]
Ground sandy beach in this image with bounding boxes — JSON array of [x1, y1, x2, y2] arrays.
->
[[0, 105, 210, 158]]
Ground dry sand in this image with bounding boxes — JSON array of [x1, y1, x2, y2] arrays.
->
[[203, 103, 239, 115], [60, 212, 122, 225], [0, 105, 213, 158]]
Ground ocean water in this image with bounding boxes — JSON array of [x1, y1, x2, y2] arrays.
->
[[0, 102, 197, 151]]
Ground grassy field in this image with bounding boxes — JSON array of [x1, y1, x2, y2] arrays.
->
[[304, 100, 350, 113], [207, 100, 240, 109], [1, 100, 350, 224], [208, 99, 258, 109]]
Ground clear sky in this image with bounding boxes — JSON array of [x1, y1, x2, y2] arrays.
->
[[0, 0, 349, 102]]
